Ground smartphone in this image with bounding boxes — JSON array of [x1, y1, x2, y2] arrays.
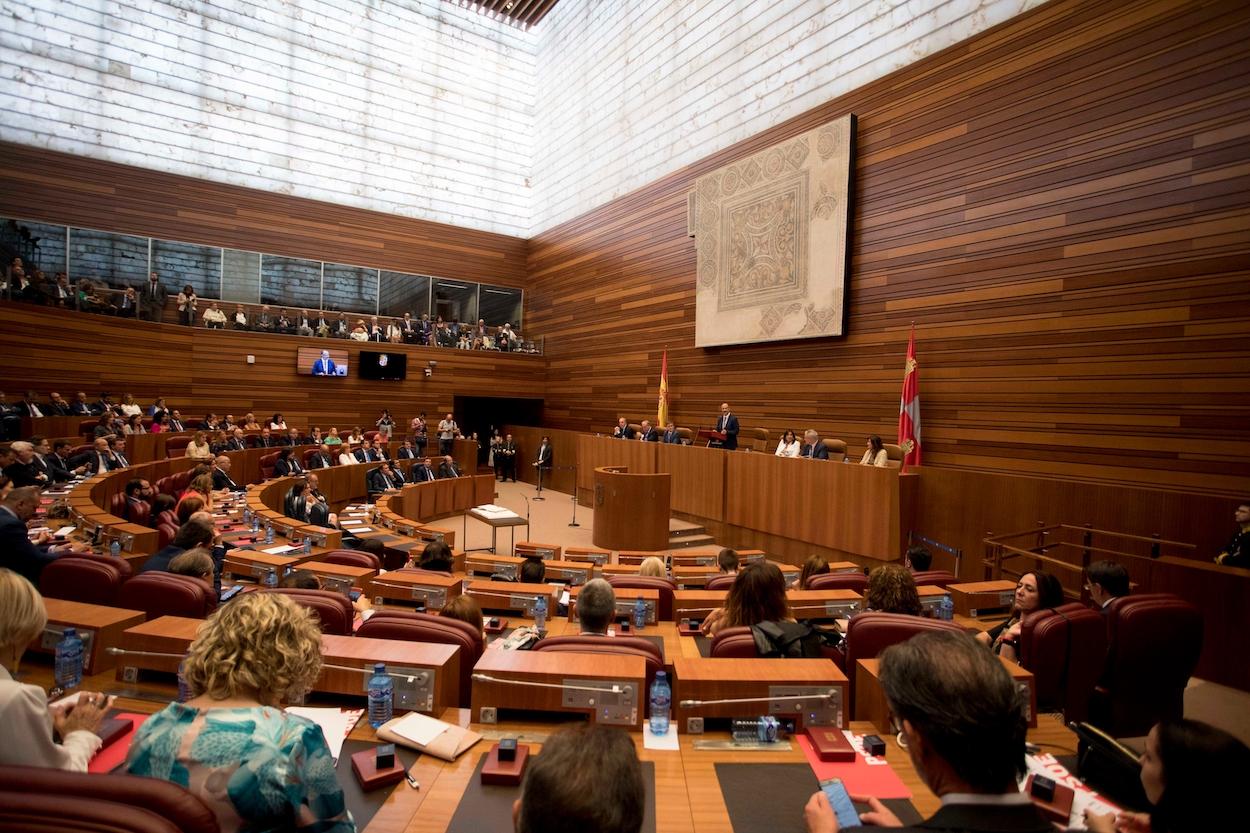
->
[[349, 590, 362, 602], [819, 778, 860, 829], [219, 585, 245, 603]]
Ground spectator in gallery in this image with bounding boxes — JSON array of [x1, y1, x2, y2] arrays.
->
[[1214, 502, 1250, 568], [231, 304, 249, 329], [122, 414, 146, 435], [276, 308, 294, 334], [141, 271, 167, 321], [176, 284, 197, 325], [375, 410, 395, 441], [350, 320, 368, 341], [386, 318, 404, 343], [775, 429, 801, 457], [368, 316, 385, 342], [118, 285, 139, 317], [254, 305, 273, 331], [242, 413, 261, 430], [333, 312, 350, 338], [861, 434, 889, 467], [296, 309, 314, 337], [202, 302, 226, 329], [324, 427, 343, 447], [457, 333, 472, 350], [270, 413, 287, 431]]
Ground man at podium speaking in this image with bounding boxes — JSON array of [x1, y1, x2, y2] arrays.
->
[[311, 350, 337, 376], [710, 402, 739, 450]]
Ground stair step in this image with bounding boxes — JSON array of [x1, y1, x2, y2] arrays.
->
[[669, 534, 716, 549]]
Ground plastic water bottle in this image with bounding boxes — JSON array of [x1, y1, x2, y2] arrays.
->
[[243, 507, 252, 527], [732, 716, 781, 743], [533, 594, 548, 631], [649, 671, 671, 735], [264, 523, 274, 544], [109, 539, 121, 558], [251, 513, 260, 533], [303, 536, 313, 555], [939, 594, 954, 621], [54, 628, 84, 691], [264, 567, 278, 588], [367, 663, 393, 728], [177, 657, 194, 702], [634, 597, 647, 629]]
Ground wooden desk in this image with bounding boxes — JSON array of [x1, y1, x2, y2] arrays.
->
[[673, 589, 728, 620], [515, 541, 562, 560], [318, 635, 459, 714], [787, 589, 863, 620], [222, 548, 308, 582], [470, 650, 646, 729], [464, 553, 523, 578], [563, 546, 611, 565], [672, 565, 720, 588], [464, 580, 558, 616], [367, 570, 464, 610], [568, 585, 661, 625], [949, 580, 1016, 617], [297, 559, 376, 591], [31, 599, 145, 674], [672, 656, 849, 729], [855, 655, 1037, 731], [466, 507, 528, 554], [541, 560, 594, 585], [916, 584, 952, 618], [619, 550, 673, 566]]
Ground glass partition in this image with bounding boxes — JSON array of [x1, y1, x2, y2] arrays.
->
[[432, 278, 477, 324], [1, 218, 67, 276], [379, 271, 431, 318], [152, 239, 220, 299], [478, 284, 523, 329], [323, 263, 378, 314], [221, 249, 261, 303], [261, 255, 321, 311], [69, 228, 148, 287]]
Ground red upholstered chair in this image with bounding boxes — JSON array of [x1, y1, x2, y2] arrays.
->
[[0, 764, 220, 833], [534, 634, 665, 694], [118, 572, 218, 620], [1018, 602, 1108, 723], [302, 447, 322, 468], [261, 588, 354, 635], [78, 418, 100, 437], [705, 574, 736, 591], [70, 443, 94, 459], [808, 572, 869, 594], [110, 493, 128, 517], [156, 510, 177, 528], [910, 570, 959, 588], [40, 556, 128, 606], [843, 612, 964, 711], [259, 451, 281, 480], [1090, 593, 1203, 736], [357, 610, 484, 706], [319, 549, 381, 570], [157, 523, 177, 549], [709, 626, 759, 657], [126, 498, 151, 526], [154, 477, 177, 498], [606, 575, 677, 620], [172, 470, 194, 492], [364, 430, 381, 443], [164, 435, 192, 458]]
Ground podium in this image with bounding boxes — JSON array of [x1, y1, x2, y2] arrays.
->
[[592, 466, 670, 552]]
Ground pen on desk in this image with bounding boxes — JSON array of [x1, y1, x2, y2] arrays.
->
[[406, 761, 420, 789]]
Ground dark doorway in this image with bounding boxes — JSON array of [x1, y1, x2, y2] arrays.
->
[[454, 396, 543, 466]]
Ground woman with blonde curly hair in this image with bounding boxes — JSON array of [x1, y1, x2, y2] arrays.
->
[[865, 564, 922, 616], [125, 593, 355, 833]]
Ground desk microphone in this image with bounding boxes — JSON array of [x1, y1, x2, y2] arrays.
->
[[107, 647, 424, 680], [678, 692, 837, 709], [471, 672, 623, 696]]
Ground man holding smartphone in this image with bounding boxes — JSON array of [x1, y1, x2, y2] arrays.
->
[[803, 631, 1052, 833]]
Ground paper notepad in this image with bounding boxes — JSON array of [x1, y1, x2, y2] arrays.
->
[[262, 544, 299, 555], [390, 711, 450, 746]]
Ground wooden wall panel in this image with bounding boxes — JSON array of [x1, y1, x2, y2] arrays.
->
[[0, 143, 527, 286], [0, 306, 545, 432], [526, 0, 1250, 496]]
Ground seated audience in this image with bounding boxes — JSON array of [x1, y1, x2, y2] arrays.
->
[[717, 547, 740, 575], [167, 548, 215, 583], [904, 544, 932, 572], [177, 474, 216, 513], [243, 412, 261, 430], [637, 419, 658, 442], [367, 461, 403, 493], [337, 446, 358, 466], [514, 724, 643, 833], [577, 579, 616, 636], [278, 569, 370, 614], [803, 631, 1047, 833], [775, 429, 801, 457], [211, 455, 241, 491], [231, 304, 248, 329], [860, 434, 889, 467], [1214, 501, 1249, 568], [865, 564, 922, 616], [798, 555, 829, 589], [701, 561, 791, 636], [975, 570, 1065, 663], [638, 556, 666, 578], [2, 486, 87, 582], [661, 422, 682, 444], [270, 413, 287, 430], [141, 515, 216, 574], [611, 417, 635, 439], [440, 594, 485, 639], [202, 302, 226, 328], [185, 430, 213, 460], [118, 393, 141, 417], [416, 541, 455, 573], [324, 427, 343, 446], [148, 493, 177, 526], [4, 441, 48, 488], [411, 456, 436, 482], [123, 413, 146, 434], [308, 444, 335, 469], [273, 447, 304, 477], [124, 593, 354, 833], [1084, 719, 1250, 833], [1085, 559, 1130, 611], [437, 455, 461, 479], [0, 569, 110, 770], [520, 557, 546, 584], [799, 429, 829, 459], [175, 495, 206, 525]]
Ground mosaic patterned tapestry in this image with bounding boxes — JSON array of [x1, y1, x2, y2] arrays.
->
[[689, 115, 854, 347]]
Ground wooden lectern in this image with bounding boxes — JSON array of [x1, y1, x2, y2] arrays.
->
[[592, 466, 671, 552]]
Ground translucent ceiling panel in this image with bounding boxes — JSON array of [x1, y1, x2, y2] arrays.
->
[[379, 271, 431, 318]]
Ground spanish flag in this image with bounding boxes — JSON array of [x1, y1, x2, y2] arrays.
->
[[657, 350, 670, 427], [897, 325, 922, 473]]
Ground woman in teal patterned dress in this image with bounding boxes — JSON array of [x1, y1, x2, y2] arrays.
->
[[125, 593, 355, 833]]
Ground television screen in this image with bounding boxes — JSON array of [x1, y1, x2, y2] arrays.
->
[[359, 350, 407, 381], [297, 347, 349, 377]]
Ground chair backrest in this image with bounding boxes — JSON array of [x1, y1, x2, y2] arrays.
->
[[534, 635, 665, 693], [1096, 593, 1203, 735], [709, 625, 759, 657], [40, 556, 127, 606], [843, 611, 965, 710], [70, 443, 93, 458], [606, 575, 676, 620], [157, 523, 177, 549], [820, 438, 848, 459], [882, 443, 904, 468], [0, 764, 219, 833], [157, 510, 178, 528], [78, 419, 100, 436], [356, 610, 483, 706], [911, 570, 959, 588], [261, 588, 354, 635], [302, 447, 322, 467], [164, 436, 192, 457], [118, 572, 217, 620], [808, 572, 868, 593], [705, 574, 736, 591], [126, 498, 151, 526], [259, 451, 281, 479], [743, 427, 770, 451], [319, 549, 381, 570], [675, 428, 693, 442], [1019, 602, 1108, 723], [109, 492, 127, 517]]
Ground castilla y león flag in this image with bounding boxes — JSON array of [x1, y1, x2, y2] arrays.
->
[[897, 326, 922, 472], [657, 350, 670, 428]]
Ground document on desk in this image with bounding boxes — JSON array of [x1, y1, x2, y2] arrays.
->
[[473, 504, 520, 519], [261, 544, 299, 554], [286, 707, 363, 764], [391, 711, 450, 747], [643, 725, 680, 751]]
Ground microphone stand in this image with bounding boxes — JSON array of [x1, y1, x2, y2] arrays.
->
[[533, 458, 545, 501], [568, 463, 580, 527]]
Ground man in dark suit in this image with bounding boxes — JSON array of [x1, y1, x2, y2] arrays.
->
[[368, 461, 404, 493], [140, 516, 215, 574], [1085, 559, 1130, 613], [308, 444, 335, 469], [253, 428, 276, 448], [255, 305, 274, 332], [283, 428, 303, 447], [497, 434, 517, 482], [46, 391, 72, 416], [1, 487, 80, 582], [272, 448, 304, 477], [411, 457, 436, 482], [799, 430, 830, 460], [354, 439, 381, 463], [0, 392, 20, 440], [141, 272, 168, 321], [3, 441, 48, 488], [802, 631, 1053, 833], [47, 439, 87, 481], [396, 439, 417, 460], [611, 417, 634, 439], [211, 456, 241, 491], [110, 437, 131, 468], [534, 436, 553, 477], [224, 429, 249, 452], [84, 438, 121, 474], [168, 410, 187, 432], [661, 422, 682, 444], [69, 390, 94, 416], [713, 402, 739, 450], [16, 390, 46, 418], [637, 419, 659, 442], [437, 455, 461, 479]]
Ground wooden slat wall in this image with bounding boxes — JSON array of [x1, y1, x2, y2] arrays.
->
[[526, 0, 1250, 496], [0, 306, 545, 432], [0, 143, 527, 285]]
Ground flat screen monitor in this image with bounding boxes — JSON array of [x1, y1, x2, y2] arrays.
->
[[359, 350, 407, 381], [298, 347, 349, 377]]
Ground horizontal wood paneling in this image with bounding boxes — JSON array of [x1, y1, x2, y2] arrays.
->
[[0, 305, 545, 432], [526, 0, 1250, 496], [0, 142, 527, 286]]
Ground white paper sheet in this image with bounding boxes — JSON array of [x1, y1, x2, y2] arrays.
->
[[643, 724, 680, 751], [261, 544, 299, 554], [389, 711, 450, 747]]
